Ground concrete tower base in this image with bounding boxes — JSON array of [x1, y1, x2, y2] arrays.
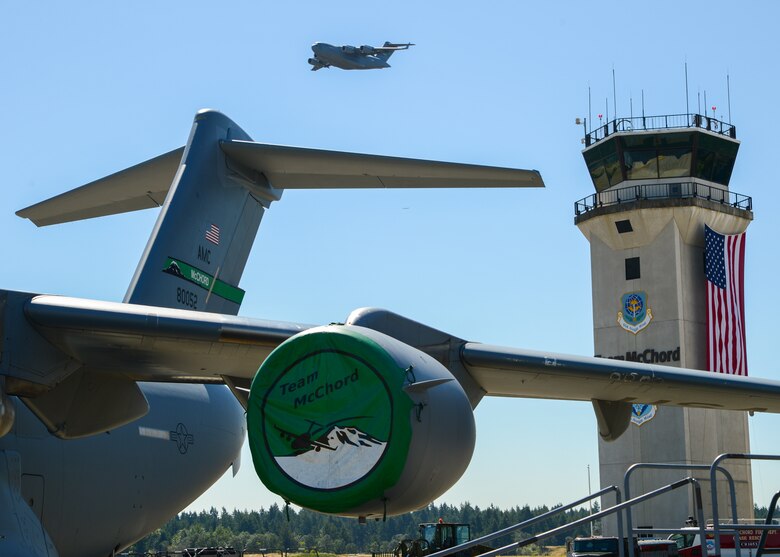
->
[[577, 199, 753, 533]]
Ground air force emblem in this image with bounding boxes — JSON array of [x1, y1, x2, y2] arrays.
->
[[170, 423, 194, 454], [631, 403, 657, 426], [618, 292, 653, 334]]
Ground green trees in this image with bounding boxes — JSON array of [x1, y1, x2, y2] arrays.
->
[[127, 502, 594, 554]]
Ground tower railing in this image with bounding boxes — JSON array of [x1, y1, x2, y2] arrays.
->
[[574, 182, 752, 218], [585, 113, 736, 146]]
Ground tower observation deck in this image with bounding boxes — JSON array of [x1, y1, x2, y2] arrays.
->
[[575, 113, 751, 224], [573, 113, 754, 533]]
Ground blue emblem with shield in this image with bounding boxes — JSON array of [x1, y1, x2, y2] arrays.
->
[[617, 291, 653, 334], [631, 403, 657, 426]]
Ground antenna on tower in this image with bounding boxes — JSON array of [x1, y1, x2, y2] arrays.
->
[[612, 66, 617, 118], [698, 89, 701, 115], [641, 89, 645, 120], [588, 84, 592, 134], [727, 72, 732, 123], [704, 90, 708, 117], [685, 61, 690, 115]]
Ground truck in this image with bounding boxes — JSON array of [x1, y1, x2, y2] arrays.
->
[[568, 536, 641, 557], [669, 527, 780, 557]]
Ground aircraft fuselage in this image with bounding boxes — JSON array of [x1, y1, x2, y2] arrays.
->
[[310, 43, 391, 70], [0, 382, 245, 557]]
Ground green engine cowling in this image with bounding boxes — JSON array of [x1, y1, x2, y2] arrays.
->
[[247, 324, 476, 518]]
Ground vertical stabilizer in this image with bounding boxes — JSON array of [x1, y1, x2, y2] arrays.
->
[[124, 110, 279, 315], [376, 42, 396, 63]]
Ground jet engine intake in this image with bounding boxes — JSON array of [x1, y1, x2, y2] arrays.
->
[[247, 325, 476, 518], [307, 58, 320, 66], [359, 45, 376, 54], [341, 45, 358, 54]]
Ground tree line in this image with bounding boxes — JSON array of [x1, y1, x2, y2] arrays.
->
[[127, 502, 598, 554]]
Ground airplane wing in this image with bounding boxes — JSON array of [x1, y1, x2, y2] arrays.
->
[[462, 342, 780, 413], [1, 291, 312, 438], [461, 341, 780, 440], [22, 294, 312, 383], [341, 307, 780, 441], [27, 293, 771, 413], [12, 295, 780, 440]]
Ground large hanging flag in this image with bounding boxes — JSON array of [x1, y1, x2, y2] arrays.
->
[[704, 225, 747, 375]]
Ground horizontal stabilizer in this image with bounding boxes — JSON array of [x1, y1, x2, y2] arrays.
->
[[17, 135, 542, 227], [16, 147, 184, 226], [220, 140, 544, 189], [379, 42, 415, 50]]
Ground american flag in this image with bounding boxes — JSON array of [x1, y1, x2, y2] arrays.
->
[[205, 223, 220, 245], [704, 225, 747, 375]]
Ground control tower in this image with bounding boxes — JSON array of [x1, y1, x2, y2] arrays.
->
[[574, 113, 754, 531]]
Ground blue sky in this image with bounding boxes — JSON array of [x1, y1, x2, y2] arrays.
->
[[3, 1, 780, 513]]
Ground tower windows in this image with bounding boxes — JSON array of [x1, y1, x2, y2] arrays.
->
[[615, 219, 633, 233], [625, 257, 640, 280]]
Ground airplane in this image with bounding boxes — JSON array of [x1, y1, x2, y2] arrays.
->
[[308, 41, 414, 71], [273, 417, 368, 453], [3, 109, 780, 556]]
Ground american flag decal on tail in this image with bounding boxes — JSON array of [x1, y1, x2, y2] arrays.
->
[[205, 223, 220, 245], [705, 225, 747, 375]]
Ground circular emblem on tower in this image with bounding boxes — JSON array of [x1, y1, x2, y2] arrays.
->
[[617, 291, 653, 334]]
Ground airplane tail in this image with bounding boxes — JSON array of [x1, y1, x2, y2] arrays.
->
[[19, 110, 279, 316], [376, 50, 394, 63], [17, 109, 542, 316], [376, 41, 414, 62], [123, 111, 271, 315]]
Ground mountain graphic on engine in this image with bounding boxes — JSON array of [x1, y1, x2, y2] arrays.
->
[[275, 425, 387, 489]]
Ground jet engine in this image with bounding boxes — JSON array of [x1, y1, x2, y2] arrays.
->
[[341, 45, 358, 54], [359, 45, 376, 55], [247, 325, 476, 518], [307, 58, 319, 66]]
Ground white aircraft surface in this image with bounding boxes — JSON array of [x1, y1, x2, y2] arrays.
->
[[2, 110, 780, 557]]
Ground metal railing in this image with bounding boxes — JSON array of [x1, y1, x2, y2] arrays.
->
[[574, 182, 752, 218], [623, 463, 739, 557], [710, 454, 780, 557], [422, 485, 622, 557], [585, 114, 736, 146], [471, 478, 706, 557], [389, 452, 780, 557]]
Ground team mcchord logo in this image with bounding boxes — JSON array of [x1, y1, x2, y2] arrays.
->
[[266, 357, 391, 490], [247, 326, 414, 514], [617, 292, 653, 334]]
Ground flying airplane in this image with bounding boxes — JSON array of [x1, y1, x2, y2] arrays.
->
[[3, 109, 780, 557], [308, 41, 414, 71]]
